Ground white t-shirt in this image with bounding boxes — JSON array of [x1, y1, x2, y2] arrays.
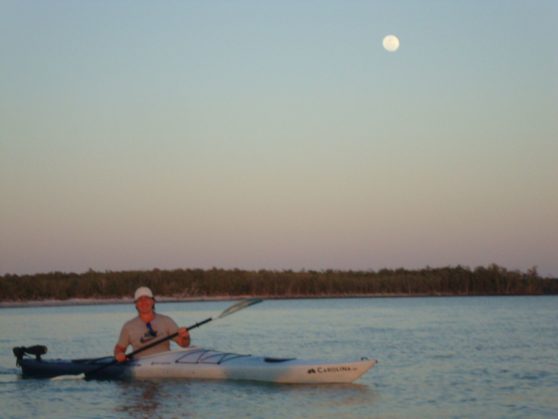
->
[[117, 313, 179, 358]]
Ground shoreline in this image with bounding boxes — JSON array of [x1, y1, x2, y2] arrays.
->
[[0, 295, 243, 308], [0, 292, 551, 308]]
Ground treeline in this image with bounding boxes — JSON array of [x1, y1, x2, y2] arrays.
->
[[1, 265, 557, 302]]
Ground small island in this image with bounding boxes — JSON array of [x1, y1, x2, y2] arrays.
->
[[1, 264, 556, 306]]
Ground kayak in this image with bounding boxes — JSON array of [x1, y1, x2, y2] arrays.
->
[[14, 346, 376, 384], [15, 346, 376, 384]]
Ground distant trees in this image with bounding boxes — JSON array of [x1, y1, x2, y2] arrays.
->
[[0, 265, 556, 302]]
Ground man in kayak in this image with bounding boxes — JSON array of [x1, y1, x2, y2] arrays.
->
[[114, 286, 190, 362]]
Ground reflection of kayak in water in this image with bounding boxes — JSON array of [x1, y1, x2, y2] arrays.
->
[[14, 346, 377, 384]]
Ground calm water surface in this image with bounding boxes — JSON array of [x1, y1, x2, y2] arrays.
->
[[1, 297, 557, 418]]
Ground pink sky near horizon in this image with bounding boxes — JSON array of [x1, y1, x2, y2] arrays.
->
[[1, 1, 557, 277]]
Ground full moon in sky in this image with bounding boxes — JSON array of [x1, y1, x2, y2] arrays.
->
[[382, 34, 400, 52]]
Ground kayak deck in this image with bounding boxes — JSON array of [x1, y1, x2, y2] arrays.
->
[[15, 346, 377, 384]]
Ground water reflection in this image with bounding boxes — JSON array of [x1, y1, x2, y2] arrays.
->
[[112, 378, 376, 418], [272, 382, 378, 410], [115, 381, 167, 418]]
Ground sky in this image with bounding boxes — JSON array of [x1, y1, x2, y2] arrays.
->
[[1, 1, 557, 277]]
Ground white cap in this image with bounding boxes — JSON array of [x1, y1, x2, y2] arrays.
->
[[134, 286, 154, 301]]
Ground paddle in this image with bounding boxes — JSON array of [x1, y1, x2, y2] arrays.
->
[[51, 298, 262, 381]]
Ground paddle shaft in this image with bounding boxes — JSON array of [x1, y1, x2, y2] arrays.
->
[[85, 317, 212, 379]]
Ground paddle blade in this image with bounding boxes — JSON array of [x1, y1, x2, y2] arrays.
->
[[217, 298, 262, 319]]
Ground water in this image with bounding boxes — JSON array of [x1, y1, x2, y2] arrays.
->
[[1, 297, 557, 418]]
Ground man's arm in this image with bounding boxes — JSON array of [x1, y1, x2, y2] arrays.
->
[[114, 344, 128, 362]]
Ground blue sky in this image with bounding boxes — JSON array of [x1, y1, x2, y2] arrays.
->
[[1, 1, 557, 276]]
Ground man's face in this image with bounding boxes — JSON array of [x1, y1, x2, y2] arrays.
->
[[135, 296, 154, 314]]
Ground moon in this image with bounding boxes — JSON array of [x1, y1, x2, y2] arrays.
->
[[382, 35, 400, 52]]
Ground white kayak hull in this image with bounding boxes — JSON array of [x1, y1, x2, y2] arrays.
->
[[129, 347, 376, 384]]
